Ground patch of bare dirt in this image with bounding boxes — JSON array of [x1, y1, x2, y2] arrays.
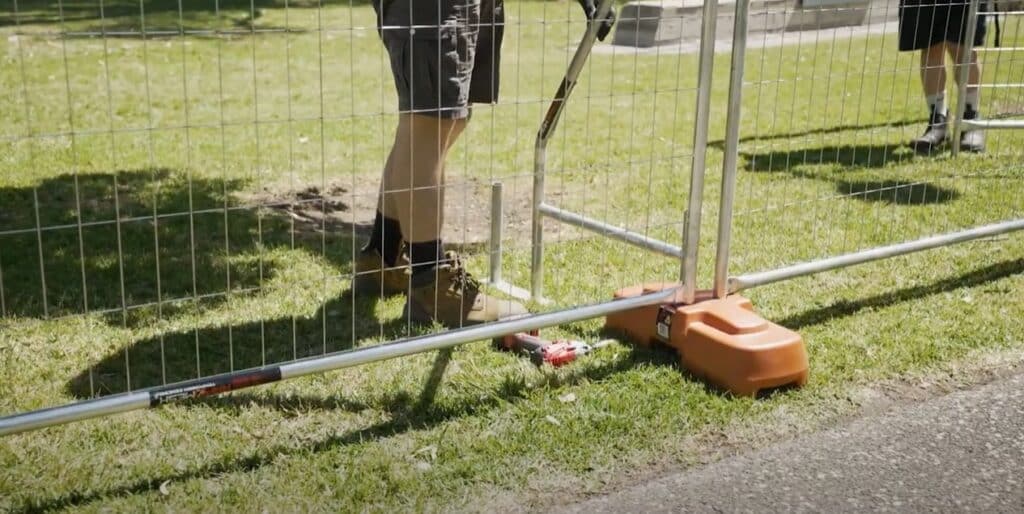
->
[[239, 176, 584, 249]]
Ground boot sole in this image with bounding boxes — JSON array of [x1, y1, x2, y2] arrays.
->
[[401, 300, 473, 328], [401, 299, 496, 328]]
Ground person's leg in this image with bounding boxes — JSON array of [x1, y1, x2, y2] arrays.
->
[[389, 110, 524, 327], [355, 142, 410, 296], [911, 43, 950, 154], [356, 20, 471, 298], [947, 41, 986, 152], [381, 113, 468, 276], [372, 113, 466, 248], [367, 146, 402, 263], [921, 42, 947, 114], [943, 0, 987, 153], [357, 6, 416, 296], [440, 115, 468, 234], [947, 43, 982, 112], [366, 0, 524, 326]]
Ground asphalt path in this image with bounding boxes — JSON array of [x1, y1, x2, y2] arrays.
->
[[561, 371, 1024, 513]]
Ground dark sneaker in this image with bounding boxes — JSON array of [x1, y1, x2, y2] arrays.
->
[[959, 107, 986, 153], [354, 247, 409, 297], [910, 107, 948, 155], [403, 252, 528, 328]]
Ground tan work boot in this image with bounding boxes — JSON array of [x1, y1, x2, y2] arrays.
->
[[353, 247, 409, 297], [404, 252, 528, 328]]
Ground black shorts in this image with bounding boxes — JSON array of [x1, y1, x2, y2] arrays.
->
[[374, 0, 505, 119], [898, 0, 986, 51]]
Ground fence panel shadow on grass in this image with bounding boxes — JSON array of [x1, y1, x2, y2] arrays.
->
[[0, 167, 445, 401]]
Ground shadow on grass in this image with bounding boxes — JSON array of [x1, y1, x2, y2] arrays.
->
[[778, 258, 1024, 330], [737, 142, 961, 206], [8, 162, 655, 513], [0, 168, 278, 318], [0, 166, 443, 403], [0, 168, 369, 318], [833, 179, 960, 205], [19, 343, 673, 513], [64, 286, 420, 398], [706, 118, 925, 150], [742, 143, 915, 173]]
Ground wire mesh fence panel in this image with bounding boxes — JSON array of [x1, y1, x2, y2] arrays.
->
[[720, 0, 1024, 291], [0, 0, 713, 431], [962, 4, 1024, 130]]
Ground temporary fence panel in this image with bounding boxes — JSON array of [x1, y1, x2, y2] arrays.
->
[[0, 0, 716, 435], [714, 0, 1024, 295], [952, 0, 1024, 148]]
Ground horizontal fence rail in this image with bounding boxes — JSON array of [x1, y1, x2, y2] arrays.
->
[[0, 286, 679, 437]]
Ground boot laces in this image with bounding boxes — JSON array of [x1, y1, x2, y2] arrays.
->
[[441, 251, 479, 294]]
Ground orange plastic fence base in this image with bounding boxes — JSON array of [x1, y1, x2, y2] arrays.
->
[[605, 283, 809, 397]]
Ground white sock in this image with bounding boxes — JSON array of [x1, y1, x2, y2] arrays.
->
[[926, 93, 946, 116], [965, 88, 980, 112]]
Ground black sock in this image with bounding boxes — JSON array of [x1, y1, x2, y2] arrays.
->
[[409, 240, 443, 278], [364, 211, 402, 266]]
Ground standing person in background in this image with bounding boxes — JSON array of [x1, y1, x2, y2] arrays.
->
[[899, 0, 987, 154], [357, 1, 615, 328]]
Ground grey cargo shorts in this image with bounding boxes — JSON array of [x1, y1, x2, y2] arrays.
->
[[373, 0, 505, 119]]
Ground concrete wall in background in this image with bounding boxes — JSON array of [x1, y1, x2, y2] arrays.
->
[[612, 0, 900, 47]]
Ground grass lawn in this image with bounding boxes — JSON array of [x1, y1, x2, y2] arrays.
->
[[1, 1, 1023, 511]]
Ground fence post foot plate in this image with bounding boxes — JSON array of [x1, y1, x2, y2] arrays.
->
[[605, 282, 808, 396]]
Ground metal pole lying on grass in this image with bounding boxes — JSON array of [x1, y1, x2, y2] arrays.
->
[[531, 0, 615, 301], [0, 286, 679, 437]]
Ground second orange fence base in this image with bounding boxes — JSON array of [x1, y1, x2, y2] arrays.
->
[[606, 283, 809, 396]]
